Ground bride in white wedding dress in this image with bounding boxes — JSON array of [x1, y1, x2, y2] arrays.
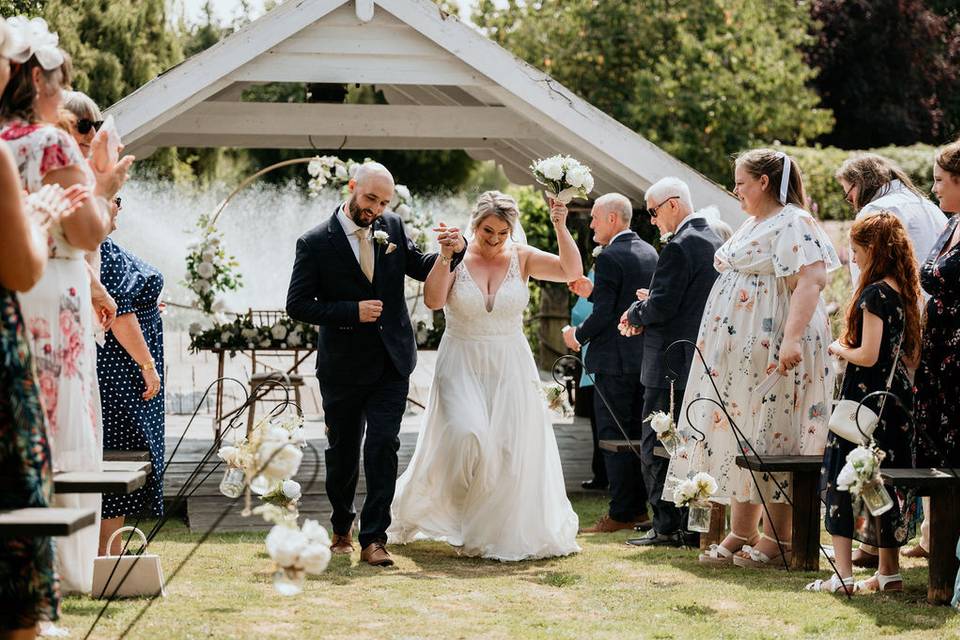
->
[[388, 191, 583, 560]]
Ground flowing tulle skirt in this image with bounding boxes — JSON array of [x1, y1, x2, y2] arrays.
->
[[388, 330, 580, 561]]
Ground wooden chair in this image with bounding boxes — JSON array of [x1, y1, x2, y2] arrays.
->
[[245, 309, 305, 435]]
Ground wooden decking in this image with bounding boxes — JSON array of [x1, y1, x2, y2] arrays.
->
[[164, 417, 597, 532]]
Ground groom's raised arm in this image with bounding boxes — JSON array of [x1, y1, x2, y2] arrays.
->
[[286, 236, 358, 326]]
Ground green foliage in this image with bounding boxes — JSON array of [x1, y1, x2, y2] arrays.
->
[[778, 143, 937, 221], [0, 0, 42, 16], [473, 0, 833, 186]]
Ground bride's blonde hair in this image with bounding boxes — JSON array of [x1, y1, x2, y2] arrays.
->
[[470, 191, 519, 236]]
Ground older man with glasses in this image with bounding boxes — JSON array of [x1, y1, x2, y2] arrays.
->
[[618, 177, 724, 547]]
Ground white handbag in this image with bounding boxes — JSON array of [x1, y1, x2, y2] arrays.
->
[[828, 337, 903, 444], [92, 526, 166, 599]]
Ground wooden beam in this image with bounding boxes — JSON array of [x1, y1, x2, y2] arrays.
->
[[157, 103, 543, 140], [0, 508, 97, 538], [54, 470, 147, 495], [145, 134, 515, 150]]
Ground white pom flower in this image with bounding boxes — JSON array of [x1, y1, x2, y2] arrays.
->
[[194, 279, 212, 294], [301, 519, 331, 546], [217, 445, 241, 467], [271, 323, 288, 340], [592, 246, 603, 258], [395, 204, 412, 219], [212, 298, 227, 312], [188, 322, 203, 336], [265, 524, 307, 568], [836, 463, 857, 492], [300, 543, 331, 575], [259, 337, 271, 348], [334, 163, 348, 179], [281, 479, 301, 500], [373, 229, 389, 244], [565, 164, 592, 190], [537, 156, 564, 181], [196, 262, 215, 279], [395, 184, 411, 202], [648, 411, 675, 436], [258, 442, 304, 481], [691, 472, 718, 497], [287, 332, 302, 347], [220, 330, 233, 343]]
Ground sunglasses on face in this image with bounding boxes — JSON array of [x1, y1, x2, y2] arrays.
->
[[76, 118, 103, 135], [647, 195, 679, 218]]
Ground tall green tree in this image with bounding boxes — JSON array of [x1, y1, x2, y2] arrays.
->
[[473, 0, 833, 186]]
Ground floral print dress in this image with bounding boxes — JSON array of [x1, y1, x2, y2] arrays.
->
[[0, 289, 60, 628], [0, 121, 101, 594], [915, 214, 960, 468], [667, 204, 839, 505], [821, 282, 916, 547]]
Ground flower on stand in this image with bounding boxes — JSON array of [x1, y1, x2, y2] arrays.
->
[[306, 156, 339, 197], [673, 472, 718, 507], [265, 518, 332, 596], [183, 213, 242, 315], [836, 443, 893, 516], [543, 384, 572, 417], [189, 315, 318, 356], [530, 155, 595, 204], [646, 410, 683, 456]]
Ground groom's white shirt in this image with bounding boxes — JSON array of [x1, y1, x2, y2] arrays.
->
[[337, 203, 369, 264]]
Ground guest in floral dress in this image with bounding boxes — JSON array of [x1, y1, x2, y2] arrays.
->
[[669, 149, 839, 569], [807, 213, 921, 594], [0, 16, 131, 594], [916, 140, 960, 469]]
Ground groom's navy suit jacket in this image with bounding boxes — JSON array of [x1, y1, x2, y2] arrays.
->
[[575, 231, 658, 376], [626, 217, 723, 390], [286, 207, 459, 385]]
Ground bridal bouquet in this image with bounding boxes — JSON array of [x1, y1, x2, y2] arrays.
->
[[265, 519, 332, 595], [836, 444, 893, 516], [646, 410, 682, 456], [674, 472, 718, 533], [530, 155, 595, 204]]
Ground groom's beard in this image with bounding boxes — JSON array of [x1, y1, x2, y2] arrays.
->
[[348, 197, 377, 228]]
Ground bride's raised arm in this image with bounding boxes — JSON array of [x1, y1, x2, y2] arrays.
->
[[423, 222, 460, 310], [522, 199, 583, 283]]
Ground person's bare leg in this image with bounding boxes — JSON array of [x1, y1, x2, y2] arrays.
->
[[99, 516, 125, 556], [752, 502, 792, 559], [832, 535, 853, 579], [717, 500, 761, 551]]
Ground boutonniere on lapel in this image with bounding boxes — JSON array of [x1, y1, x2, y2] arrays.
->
[[591, 246, 603, 258], [660, 231, 675, 244], [373, 229, 397, 255]]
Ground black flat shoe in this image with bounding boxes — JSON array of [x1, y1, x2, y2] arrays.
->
[[581, 479, 608, 491], [626, 530, 684, 547]]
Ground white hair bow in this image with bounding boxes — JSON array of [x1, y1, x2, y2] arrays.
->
[[774, 151, 791, 205], [6, 16, 64, 71]]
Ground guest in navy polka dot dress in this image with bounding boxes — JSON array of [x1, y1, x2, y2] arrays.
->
[[96, 203, 166, 554]]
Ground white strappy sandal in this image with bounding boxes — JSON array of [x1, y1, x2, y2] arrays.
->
[[732, 533, 792, 569], [855, 572, 904, 592], [805, 574, 856, 594], [698, 532, 757, 566]]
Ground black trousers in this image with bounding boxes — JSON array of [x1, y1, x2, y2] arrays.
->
[[593, 372, 648, 522], [318, 358, 409, 548], [641, 386, 684, 534], [575, 385, 607, 485]]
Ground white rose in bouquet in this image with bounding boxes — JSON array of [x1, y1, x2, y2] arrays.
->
[[847, 446, 875, 470], [648, 411, 675, 436], [282, 479, 302, 501], [565, 164, 591, 189], [287, 332, 302, 347], [265, 524, 307, 568], [531, 155, 594, 204], [538, 156, 564, 181]]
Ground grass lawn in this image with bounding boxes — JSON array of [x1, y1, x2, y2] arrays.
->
[[60, 495, 959, 640]]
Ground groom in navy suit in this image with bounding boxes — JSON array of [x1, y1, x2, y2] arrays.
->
[[286, 163, 465, 566], [563, 193, 658, 533]]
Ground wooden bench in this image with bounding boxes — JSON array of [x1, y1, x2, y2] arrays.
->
[[53, 470, 147, 495], [102, 460, 152, 475], [103, 450, 150, 462], [735, 455, 822, 571], [881, 468, 960, 605], [598, 440, 669, 458], [0, 507, 97, 537]]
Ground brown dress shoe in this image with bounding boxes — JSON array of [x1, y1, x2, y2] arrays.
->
[[851, 547, 879, 568], [330, 533, 354, 555], [582, 514, 635, 533], [361, 542, 394, 567], [901, 544, 929, 559]]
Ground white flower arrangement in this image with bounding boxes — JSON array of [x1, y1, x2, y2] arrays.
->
[[265, 518, 332, 595], [183, 213, 242, 315], [648, 411, 675, 436], [836, 444, 885, 495], [530, 155, 595, 204], [306, 155, 339, 196], [673, 472, 718, 507], [543, 384, 573, 417]]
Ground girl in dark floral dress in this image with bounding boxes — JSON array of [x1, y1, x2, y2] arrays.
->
[[807, 213, 921, 594]]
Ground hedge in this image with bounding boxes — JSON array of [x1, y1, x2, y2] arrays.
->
[[775, 143, 937, 221]]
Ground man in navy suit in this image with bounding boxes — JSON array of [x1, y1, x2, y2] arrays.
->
[[620, 177, 724, 547], [563, 193, 658, 533], [286, 163, 465, 566]]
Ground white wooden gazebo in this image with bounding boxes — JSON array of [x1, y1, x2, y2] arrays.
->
[[107, 0, 741, 221]]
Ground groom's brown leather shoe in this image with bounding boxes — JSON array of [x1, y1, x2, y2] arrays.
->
[[330, 532, 354, 555], [581, 514, 635, 533], [361, 542, 394, 567]]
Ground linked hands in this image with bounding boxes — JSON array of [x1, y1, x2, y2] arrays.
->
[[433, 222, 465, 258]]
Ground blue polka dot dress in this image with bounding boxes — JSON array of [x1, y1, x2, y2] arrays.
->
[[98, 238, 165, 519]]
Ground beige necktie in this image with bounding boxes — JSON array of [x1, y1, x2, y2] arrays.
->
[[355, 227, 374, 282]]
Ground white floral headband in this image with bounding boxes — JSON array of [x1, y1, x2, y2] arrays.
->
[[6, 16, 64, 70], [774, 151, 791, 204]]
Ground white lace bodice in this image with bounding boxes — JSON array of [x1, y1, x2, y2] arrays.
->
[[444, 248, 529, 338]]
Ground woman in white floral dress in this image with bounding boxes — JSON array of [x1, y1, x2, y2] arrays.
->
[[668, 149, 839, 569], [0, 17, 130, 594]]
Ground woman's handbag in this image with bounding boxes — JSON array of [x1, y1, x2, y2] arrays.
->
[[91, 526, 166, 599], [828, 337, 903, 444]]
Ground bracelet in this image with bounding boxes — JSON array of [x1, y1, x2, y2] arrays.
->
[[139, 359, 156, 372], [439, 254, 452, 265]]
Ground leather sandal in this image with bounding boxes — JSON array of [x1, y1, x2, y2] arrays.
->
[[698, 531, 757, 566], [732, 533, 792, 569], [855, 572, 903, 592], [805, 574, 856, 594]]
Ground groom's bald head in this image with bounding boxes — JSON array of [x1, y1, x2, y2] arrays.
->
[[348, 162, 395, 227]]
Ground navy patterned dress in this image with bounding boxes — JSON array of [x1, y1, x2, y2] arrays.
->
[[0, 288, 60, 628], [915, 215, 960, 468], [820, 282, 916, 547], [98, 238, 165, 518]]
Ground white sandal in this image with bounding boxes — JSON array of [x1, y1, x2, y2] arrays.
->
[[732, 533, 792, 569], [855, 572, 903, 592], [698, 531, 756, 566], [805, 574, 855, 594]]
